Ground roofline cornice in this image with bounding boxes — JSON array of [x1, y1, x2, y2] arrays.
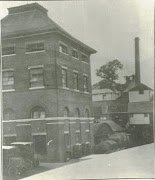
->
[[2, 29, 97, 54]]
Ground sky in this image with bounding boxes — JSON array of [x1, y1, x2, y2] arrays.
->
[[0, 0, 154, 88]]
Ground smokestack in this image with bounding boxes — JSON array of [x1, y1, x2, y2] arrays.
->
[[135, 37, 141, 84]]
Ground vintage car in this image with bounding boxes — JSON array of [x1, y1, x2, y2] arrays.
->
[[3, 145, 17, 174], [3, 143, 39, 177], [11, 142, 40, 168]]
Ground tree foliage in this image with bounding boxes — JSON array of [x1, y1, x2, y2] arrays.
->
[[96, 59, 123, 91]]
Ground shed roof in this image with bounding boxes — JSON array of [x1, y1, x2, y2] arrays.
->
[[92, 89, 115, 95], [128, 101, 153, 113], [124, 79, 137, 92], [100, 120, 124, 132], [129, 83, 152, 91]]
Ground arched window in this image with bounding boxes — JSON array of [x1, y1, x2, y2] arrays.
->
[[85, 108, 89, 118], [3, 108, 15, 120], [31, 106, 45, 119], [63, 107, 69, 117], [75, 108, 80, 117]]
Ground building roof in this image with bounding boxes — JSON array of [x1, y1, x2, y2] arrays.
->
[[129, 83, 152, 91], [124, 79, 152, 92], [2, 3, 96, 54], [100, 120, 124, 132], [128, 101, 153, 113], [123, 79, 137, 92], [92, 89, 115, 95]]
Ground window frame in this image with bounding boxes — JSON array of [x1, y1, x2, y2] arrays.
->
[[31, 106, 46, 119], [144, 113, 148, 117], [139, 89, 144, 94], [59, 42, 68, 55], [28, 66, 44, 89], [73, 70, 79, 90], [3, 108, 16, 120], [2, 46, 16, 56], [102, 94, 106, 100], [85, 109, 90, 118], [83, 74, 89, 92], [25, 41, 45, 53], [130, 114, 134, 118], [2, 69, 14, 90], [81, 53, 89, 64], [71, 48, 78, 59], [62, 67, 68, 88], [64, 107, 70, 117]]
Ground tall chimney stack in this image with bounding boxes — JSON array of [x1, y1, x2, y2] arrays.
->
[[135, 37, 141, 84]]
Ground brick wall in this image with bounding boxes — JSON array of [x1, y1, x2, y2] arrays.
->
[[2, 32, 93, 119]]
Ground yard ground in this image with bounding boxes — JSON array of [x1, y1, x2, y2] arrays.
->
[[4, 143, 155, 180]]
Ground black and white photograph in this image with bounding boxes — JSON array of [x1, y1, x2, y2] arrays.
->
[[0, 0, 154, 179]]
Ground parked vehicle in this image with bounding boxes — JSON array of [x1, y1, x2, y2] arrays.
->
[[3, 145, 17, 175], [3, 143, 39, 177], [11, 142, 40, 168]]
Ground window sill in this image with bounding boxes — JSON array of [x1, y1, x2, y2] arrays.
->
[[86, 142, 90, 144], [82, 61, 89, 64], [62, 87, 69, 90], [72, 57, 79, 60], [59, 51, 68, 56], [2, 54, 16, 57], [64, 131, 69, 134], [76, 130, 80, 133], [25, 50, 45, 54], [74, 89, 80, 92], [85, 129, 90, 132], [29, 86, 45, 90], [84, 91, 90, 94], [28, 65, 44, 69], [75, 143, 81, 146], [2, 89, 15, 92]]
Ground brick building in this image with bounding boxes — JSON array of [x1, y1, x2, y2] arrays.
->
[[1, 3, 96, 162]]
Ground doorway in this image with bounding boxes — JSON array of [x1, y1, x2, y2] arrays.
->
[[33, 135, 47, 154]]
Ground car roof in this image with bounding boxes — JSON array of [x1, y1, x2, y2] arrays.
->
[[11, 142, 33, 145], [2, 145, 16, 149]]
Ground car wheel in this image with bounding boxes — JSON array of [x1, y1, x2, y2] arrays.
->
[[8, 166, 18, 177]]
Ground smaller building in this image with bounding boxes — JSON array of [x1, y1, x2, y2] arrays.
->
[[128, 83, 153, 145], [128, 83, 153, 125], [92, 89, 120, 102], [92, 89, 128, 127]]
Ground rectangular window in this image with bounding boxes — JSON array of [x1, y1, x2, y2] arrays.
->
[[130, 114, 134, 118], [73, 72, 78, 90], [72, 49, 78, 59], [2, 71, 14, 89], [64, 134, 70, 150], [62, 68, 67, 87], [26, 42, 44, 53], [102, 94, 106, 99], [75, 132, 81, 144], [83, 75, 88, 92], [59, 43, 68, 54], [144, 113, 148, 117], [139, 89, 144, 94], [29, 68, 43, 88], [81, 54, 88, 63], [2, 46, 15, 56], [86, 132, 90, 142]]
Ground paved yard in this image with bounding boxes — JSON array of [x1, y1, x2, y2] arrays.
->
[[21, 143, 154, 180]]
